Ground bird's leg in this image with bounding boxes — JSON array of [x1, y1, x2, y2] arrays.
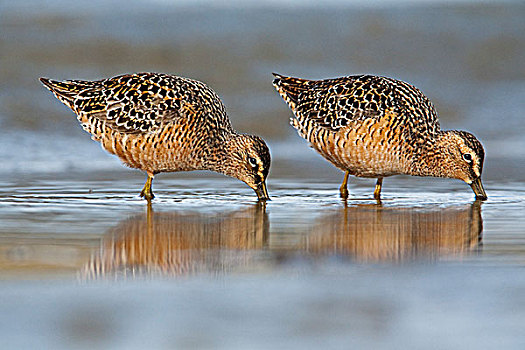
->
[[140, 173, 155, 201], [340, 171, 350, 200], [373, 177, 383, 200]]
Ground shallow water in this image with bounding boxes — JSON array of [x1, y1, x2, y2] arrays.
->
[[1, 174, 525, 348], [1, 175, 524, 278]]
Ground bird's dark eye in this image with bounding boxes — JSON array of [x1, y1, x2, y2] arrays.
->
[[463, 153, 472, 163], [248, 157, 258, 168]]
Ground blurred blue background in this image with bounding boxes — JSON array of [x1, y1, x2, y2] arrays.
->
[[1, 0, 524, 181], [1, 1, 525, 349]]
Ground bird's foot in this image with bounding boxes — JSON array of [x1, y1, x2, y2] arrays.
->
[[339, 187, 349, 200], [373, 178, 383, 201], [340, 171, 350, 201], [139, 189, 155, 201], [140, 174, 155, 201]]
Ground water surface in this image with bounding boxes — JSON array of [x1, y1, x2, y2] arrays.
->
[[1, 176, 524, 277]]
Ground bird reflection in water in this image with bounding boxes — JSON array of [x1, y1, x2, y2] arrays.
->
[[81, 202, 269, 279], [300, 201, 483, 262], [82, 201, 482, 279]]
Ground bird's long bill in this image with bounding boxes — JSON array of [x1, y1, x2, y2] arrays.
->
[[255, 181, 270, 201], [470, 177, 487, 200]]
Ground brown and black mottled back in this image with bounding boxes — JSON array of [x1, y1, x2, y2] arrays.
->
[[273, 73, 440, 136], [41, 72, 232, 135]]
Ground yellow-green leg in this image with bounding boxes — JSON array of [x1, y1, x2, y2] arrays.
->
[[374, 177, 383, 200], [340, 171, 350, 200], [140, 174, 155, 201]]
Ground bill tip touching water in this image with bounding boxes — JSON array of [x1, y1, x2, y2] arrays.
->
[[272, 73, 487, 201], [40, 73, 271, 201]]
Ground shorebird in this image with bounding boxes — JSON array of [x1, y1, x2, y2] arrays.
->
[[41, 72, 271, 201], [273, 73, 487, 201]]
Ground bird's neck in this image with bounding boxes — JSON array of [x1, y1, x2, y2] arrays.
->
[[206, 132, 242, 177], [410, 131, 452, 178]]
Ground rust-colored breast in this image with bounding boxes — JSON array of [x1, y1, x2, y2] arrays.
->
[[82, 113, 216, 175]]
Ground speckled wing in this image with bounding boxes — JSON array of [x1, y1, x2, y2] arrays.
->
[[272, 74, 440, 134], [40, 72, 230, 134]]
